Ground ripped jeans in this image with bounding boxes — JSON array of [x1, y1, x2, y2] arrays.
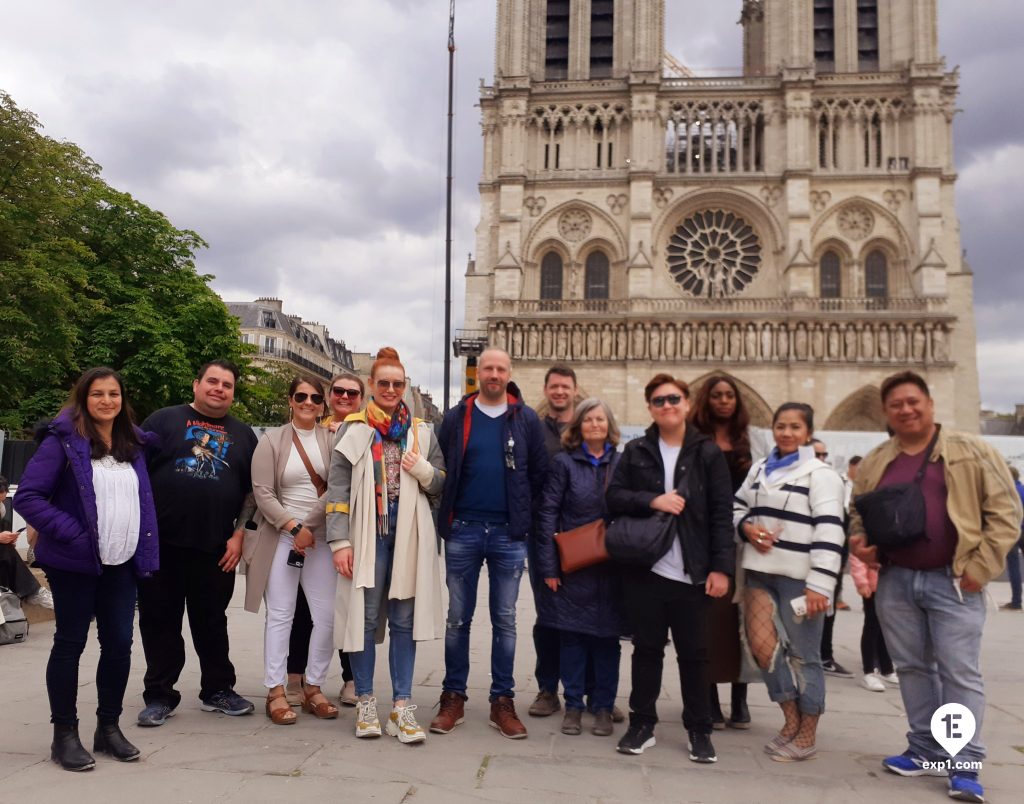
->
[[442, 520, 526, 701], [743, 570, 826, 716]]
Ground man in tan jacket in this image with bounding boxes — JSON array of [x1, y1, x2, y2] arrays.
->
[[849, 371, 1021, 803]]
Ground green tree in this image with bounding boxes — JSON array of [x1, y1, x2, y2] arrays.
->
[[0, 90, 257, 433]]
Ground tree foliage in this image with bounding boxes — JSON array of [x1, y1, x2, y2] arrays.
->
[[0, 91, 283, 433]]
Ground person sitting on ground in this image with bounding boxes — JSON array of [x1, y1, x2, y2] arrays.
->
[[0, 476, 52, 609]]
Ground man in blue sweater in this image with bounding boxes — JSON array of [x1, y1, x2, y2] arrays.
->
[[429, 348, 548, 739]]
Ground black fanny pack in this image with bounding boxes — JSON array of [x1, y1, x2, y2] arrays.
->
[[854, 430, 939, 551]]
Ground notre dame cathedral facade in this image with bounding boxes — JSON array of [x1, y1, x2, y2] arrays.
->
[[461, 0, 979, 430]]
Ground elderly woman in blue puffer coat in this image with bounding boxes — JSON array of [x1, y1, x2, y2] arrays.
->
[[535, 397, 626, 739]]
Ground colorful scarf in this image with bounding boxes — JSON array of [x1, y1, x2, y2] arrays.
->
[[764, 446, 801, 478], [366, 399, 413, 534]]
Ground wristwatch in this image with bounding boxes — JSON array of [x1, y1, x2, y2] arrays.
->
[[289, 523, 302, 537]]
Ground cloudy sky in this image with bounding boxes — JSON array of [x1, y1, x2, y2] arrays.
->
[[3, 1, 1021, 411]]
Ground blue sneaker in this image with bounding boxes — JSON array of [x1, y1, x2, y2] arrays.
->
[[137, 702, 176, 727], [882, 750, 948, 777], [948, 772, 984, 802], [200, 689, 254, 716]]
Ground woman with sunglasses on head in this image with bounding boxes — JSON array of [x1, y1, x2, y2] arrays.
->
[[14, 367, 159, 771], [688, 376, 754, 730], [733, 403, 845, 762], [606, 374, 734, 763], [325, 347, 445, 744], [246, 375, 339, 725], [284, 372, 366, 708]]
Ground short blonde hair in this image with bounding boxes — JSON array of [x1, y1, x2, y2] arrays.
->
[[561, 398, 620, 451]]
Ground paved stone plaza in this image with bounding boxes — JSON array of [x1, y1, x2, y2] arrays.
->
[[1, 574, 1021, 804]]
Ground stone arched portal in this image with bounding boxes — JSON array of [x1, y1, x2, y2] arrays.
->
[[824, 386, 887, 432]]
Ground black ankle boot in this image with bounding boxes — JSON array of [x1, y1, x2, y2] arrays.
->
[[727, 683, 751, 729], [93, 721, 141, 761], [51, 723, 96, 771], [708, 684, 726, 730]]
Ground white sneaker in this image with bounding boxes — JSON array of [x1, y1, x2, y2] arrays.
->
[[860, 672, 886, 692], [25, 588, 54, 609], [385, 704, 426, 744], [355, 697, 382, 738], [880, 672, 899, 686]]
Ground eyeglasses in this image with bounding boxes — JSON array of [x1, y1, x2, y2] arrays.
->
[[331, 387, 361, 399], [650, 394, 683, 408], [375, 379, 407, 392], [292, 392, 324, 405], [816, 452, 829, 460]]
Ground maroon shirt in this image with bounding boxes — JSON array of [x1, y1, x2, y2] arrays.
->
[[877, 451, 958, 569]]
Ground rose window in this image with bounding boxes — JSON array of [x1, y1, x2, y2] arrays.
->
[[667, 209, 762, 297]]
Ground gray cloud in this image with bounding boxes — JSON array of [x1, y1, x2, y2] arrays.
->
[[2, 0, 1021, 409]]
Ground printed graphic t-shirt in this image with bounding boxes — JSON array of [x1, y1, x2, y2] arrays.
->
[[142, 404, 258, 554]]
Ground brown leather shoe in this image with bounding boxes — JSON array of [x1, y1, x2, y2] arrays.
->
[[560, 709, 582, 735], [592, 709, 614, 736], [490, 696, 527, 739], [528, 690, 561, 717], [611, 705, 626, 723], [429, 691, 465, 734]]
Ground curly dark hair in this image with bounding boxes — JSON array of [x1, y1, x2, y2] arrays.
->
[[689, 375, 751, 468]]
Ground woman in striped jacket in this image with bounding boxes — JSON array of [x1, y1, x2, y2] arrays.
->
[[733, 403, 845, 762]]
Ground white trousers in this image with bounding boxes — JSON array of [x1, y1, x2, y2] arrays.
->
[[263, 533, 337, 689]]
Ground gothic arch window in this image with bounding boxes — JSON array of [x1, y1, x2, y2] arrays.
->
[[545, 0, 570, 80], [584, 251, 610, 299], [865, 250, 888, 298], [590, 0, 614, 78], [820, 250, 841, 298], [540, 252, 564, 300], [667, 209, 762, 298]]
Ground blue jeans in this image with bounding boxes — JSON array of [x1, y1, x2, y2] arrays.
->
[[1006, 534, 1023, 607], [560, 631, 620, 712], [42, 562, 137, 726], [348, 503, 416, 702], [744, 570, 826, 716], [875, 565, 987, 764], [442, 520, 526, 701]]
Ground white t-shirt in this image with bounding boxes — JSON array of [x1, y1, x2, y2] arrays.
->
[[91, 456, 140, 566], [650, 438, 692, 584], [475, 397, 508, 419], [279, 426, 326, 526]]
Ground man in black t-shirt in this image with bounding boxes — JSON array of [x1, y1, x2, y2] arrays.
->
[[136, 360, 259, 726]]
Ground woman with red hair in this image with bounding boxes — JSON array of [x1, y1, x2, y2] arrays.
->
[[324, 348, 446, 745]]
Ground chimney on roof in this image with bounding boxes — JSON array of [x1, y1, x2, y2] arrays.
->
[[256, 297, 283, 311]]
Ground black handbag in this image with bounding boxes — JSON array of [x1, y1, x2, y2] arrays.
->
[[854, 430, 939, 551], [605, 511, 676, 567], [605, 464, 688, 567]]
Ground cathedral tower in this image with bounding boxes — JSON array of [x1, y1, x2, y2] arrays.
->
[[463, 0, 978, 431]]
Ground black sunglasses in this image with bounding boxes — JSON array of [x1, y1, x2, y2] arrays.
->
[[293, 392, 324, 405], [331, 387, 361, 399], [651, 394, 683, 408]]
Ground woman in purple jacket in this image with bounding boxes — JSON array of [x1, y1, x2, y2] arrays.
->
[[14, 367, 159, 772]]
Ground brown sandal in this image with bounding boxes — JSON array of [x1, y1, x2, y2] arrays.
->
[[266, 686, 298, 725], [302, 684, 339, 719]]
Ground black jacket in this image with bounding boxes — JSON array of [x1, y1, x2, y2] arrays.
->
[[605, 424, 735, 584]]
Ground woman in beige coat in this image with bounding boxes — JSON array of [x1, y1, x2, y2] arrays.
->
[[326, 348, 445, 745], [246, 375, 338, 725]]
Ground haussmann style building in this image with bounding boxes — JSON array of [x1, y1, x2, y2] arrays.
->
[[460, 0, 979, 430]]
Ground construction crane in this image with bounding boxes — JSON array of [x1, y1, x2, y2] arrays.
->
[[663, 52, 695, 78]]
